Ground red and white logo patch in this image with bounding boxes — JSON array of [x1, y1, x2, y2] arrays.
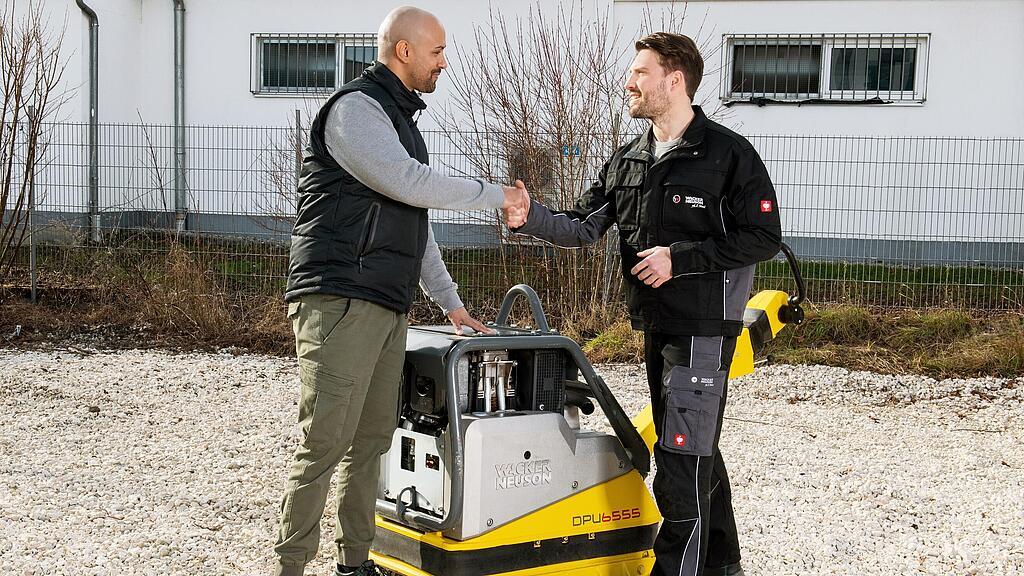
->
[[672, 194, 681, 204], [674, 434, 687, 447], [760, 200, 773, 213]]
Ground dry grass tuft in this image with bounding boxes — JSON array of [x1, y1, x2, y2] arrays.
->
[[766, 305, 1023, 379]]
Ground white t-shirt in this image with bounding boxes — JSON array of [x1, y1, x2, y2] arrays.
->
[[653, 136, 682, 160]]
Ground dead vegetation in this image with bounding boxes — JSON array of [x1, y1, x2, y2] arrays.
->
[[5, 267, 1021, 380], [583, 305, 1024, 379]]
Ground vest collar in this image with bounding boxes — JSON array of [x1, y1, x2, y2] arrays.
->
[[363, 61, 428, 117]]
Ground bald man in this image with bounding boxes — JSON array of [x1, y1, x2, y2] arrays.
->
[[274, 7, 529, 576]]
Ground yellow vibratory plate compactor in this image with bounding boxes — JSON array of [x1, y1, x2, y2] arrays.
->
[[370, 245, 806, 576]]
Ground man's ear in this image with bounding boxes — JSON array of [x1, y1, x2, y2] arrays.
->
[[395, 39, 412, 64], [672, 70, 685, 93]]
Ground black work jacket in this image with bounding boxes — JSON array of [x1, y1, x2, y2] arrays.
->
[[518, 106, 782, 336]]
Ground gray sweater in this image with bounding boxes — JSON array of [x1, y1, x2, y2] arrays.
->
[[325, 91, 504, 314]]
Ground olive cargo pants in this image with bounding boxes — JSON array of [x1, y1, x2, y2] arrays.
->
[[274, 295, 407, 575]]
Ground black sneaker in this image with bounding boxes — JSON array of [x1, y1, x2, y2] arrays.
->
[[334, 560, 383, 576]]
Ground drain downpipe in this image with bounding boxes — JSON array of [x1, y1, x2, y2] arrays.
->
[[75, 0, 100, 242], [173, 0, 186, 232]]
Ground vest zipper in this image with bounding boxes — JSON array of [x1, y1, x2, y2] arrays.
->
[[357, 201, 381, 272]]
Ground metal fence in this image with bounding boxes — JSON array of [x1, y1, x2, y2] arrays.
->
[[3, 120, 1023, 310]]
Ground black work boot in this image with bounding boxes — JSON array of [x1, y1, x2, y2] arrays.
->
[[334, 560, 383, 576]]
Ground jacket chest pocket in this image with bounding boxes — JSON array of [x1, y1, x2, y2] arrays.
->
[[661, 184, 724, 237], [609, 169, 645, 230]]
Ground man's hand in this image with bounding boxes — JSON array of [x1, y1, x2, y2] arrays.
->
[[447, 306, 494, 335], [502, 180, 530, 228], [630, 246, 673, 288]]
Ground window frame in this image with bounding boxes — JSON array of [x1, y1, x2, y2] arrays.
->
[[720, 33, 930, 105], [726, 36, 825, 101], [250, 33, 378, 96]]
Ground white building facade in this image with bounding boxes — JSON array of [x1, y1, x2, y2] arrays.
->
[[36, 0, 1021, 135], [14, 0, 1024, 266]]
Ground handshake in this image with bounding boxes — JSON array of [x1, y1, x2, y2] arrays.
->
[[501, 180, 532, 229]]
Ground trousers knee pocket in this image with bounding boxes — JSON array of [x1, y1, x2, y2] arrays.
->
[[661, 365, 725, 457]]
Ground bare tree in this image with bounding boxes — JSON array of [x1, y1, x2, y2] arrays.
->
[[432, 2, 633, 329], [251, 100, 324, 234], [434, 1, 718, 330], [0, 1, 70, 280], [440, 1, 635, 198]]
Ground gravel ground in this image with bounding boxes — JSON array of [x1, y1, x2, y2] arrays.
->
[[1, 346, 1021, 576]]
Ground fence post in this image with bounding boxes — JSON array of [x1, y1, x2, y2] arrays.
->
[[294, 109, 302, 186], [27, 105, 37, 304]]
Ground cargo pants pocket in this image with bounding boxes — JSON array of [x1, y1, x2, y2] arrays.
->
[[660, 365, 726, 457]]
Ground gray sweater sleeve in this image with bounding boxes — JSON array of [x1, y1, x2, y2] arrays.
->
[[419, 221, 463, 314], [325, 92, 504, 210]]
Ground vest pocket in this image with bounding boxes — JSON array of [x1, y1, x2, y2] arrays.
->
[[356, 202, 381, 271], [660, 365, 725, 457]]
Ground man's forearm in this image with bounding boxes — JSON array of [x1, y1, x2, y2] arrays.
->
[[671, 227, 782, 275], [326, 92, 503, 211], [419, 223, 463, 314], [514, 199, 612, 247]]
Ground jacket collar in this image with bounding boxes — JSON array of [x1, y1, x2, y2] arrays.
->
[[679, 104, 707, 148], [363, 61, 428, 117]]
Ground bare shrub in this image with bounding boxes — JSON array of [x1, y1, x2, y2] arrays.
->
[[0, 1, 70, 281], [435, 1, 722, 333], [434, 2, 631, 332]]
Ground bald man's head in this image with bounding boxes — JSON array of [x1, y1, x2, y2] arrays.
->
[[377, 6, 448, 93]]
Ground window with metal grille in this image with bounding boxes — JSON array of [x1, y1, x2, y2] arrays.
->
[[731, 41, 823, 99], [830, 46, 917, 92], [251, 34, 377, 95], [721, 34, 929, 104]]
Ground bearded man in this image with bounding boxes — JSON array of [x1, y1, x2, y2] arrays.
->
[[508, 32, 782, 576], [274, 6, 528, 576]]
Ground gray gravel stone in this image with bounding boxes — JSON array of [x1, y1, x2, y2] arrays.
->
[[0, 348, 1021, 575]]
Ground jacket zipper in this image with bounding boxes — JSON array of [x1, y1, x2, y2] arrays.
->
[[650, 139, 701, 170], [357, 202, 381, 271]]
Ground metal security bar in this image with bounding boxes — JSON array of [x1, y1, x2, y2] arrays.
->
[[250, 33, 377, 95], [722, 34, 930, 104], [2, 122, 1021, 310]]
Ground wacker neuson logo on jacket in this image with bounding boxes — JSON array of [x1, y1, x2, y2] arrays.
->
[[670, 194, 705, 208]]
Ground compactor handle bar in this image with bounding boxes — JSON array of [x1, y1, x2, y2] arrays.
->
[[494, 284, 551, 333], [778, 242, 806, 325]]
